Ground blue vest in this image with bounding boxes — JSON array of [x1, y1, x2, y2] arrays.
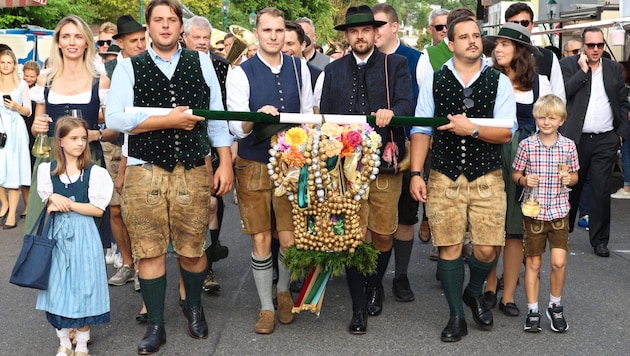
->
[[394, 44, 421, 101], [129, 50, 211, 172], [238, 54, 302, 163], [432, 66, 502, 181]]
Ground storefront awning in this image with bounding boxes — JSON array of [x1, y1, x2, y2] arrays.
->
[[0, 0, 47, 8]]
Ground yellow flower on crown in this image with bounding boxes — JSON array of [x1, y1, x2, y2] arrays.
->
[[284, 127, 308, 146]]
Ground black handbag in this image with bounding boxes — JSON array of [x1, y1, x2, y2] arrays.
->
[[9, 209, 56, 290]]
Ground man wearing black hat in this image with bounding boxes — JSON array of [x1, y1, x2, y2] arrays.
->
[[319, 4, 414, 334], [410, 16, 517, 342], [103, 14, 147, 291]]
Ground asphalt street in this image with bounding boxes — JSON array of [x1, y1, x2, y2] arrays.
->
[[1, 175, 629, 355]]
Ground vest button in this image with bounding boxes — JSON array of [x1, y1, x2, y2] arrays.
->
[[175, 141, 181, 145], [174, 134, 180, 139], [280, 98, 284, 102]]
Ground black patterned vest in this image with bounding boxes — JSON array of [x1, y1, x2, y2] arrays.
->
[[129, 49, 211, 172], [432, 66, 502, 181]]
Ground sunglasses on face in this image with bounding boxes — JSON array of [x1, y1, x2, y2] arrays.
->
[[463, 87, 474, 111], [215, 47, 225, 52], [96, 39, 112, 47], [568, 49, 580, 55], [585, 42, 605, 49], [511, 20, 531, 27], [432, 24, 447, 32]]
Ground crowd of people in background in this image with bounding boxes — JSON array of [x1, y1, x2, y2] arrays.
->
[[2, 1, 630, 355]]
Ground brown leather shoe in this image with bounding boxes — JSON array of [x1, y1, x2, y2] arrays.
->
[[277, 291, 295, 324], [418, 220, 431, 243], [254, 310, 275, 334]]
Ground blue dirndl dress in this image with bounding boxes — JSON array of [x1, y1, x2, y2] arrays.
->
[[36, 162, 110, 328]]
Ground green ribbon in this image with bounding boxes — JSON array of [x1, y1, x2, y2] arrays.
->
[[298, 165, 309, 209], [192, 109, 450, 127]]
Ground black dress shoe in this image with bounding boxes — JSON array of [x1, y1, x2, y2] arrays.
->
[[366, 286, 384, 316], [135, 312, 148, 323], [462, 289, 493, 330], [392, 275, 415, 302], [498, 299, 520, 316], [2, 223, 17, 230], [483, 291, 497, 309], [348, 309, 368, 334], [137, 324, 166, 355], [594, 244, 610, 257], [209, 242, 229, 262], [441, 316, 468, 342], [182, 305, 208, 339]]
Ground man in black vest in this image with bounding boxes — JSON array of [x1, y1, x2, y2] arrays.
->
[[106, 0, 234, 354], [226, 7, 313, 335], [559, 27, 629, 257], [410, 16, 517, 342], [320, 5, 414, 334]]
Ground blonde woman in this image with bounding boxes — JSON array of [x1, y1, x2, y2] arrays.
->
[[0, 48, 32, 229], [26, 15, 113, 235]]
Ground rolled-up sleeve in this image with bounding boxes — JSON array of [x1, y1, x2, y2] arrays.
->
[[200, 53, 233, 147], [410, 72, 435, 137]]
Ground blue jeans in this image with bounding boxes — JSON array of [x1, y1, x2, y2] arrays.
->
[[622, 124, 630, 185]]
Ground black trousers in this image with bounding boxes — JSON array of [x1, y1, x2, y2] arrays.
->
[[569, 131, 619, 248]]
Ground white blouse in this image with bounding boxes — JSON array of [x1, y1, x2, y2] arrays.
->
[[37, 162, 113, 211]]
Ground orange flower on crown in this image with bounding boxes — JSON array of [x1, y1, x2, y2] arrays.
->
[[282, 147, 307, 167], [284, 127, 308, 146]]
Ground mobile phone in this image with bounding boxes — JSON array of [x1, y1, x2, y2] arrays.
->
[[2, 95, 10, 101]]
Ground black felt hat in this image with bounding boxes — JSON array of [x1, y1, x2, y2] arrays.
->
[[112, 15, 145, 40], [334, 5, 387, 31]]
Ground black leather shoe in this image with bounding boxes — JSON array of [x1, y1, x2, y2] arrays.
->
[[182, 305, 208, 339], [499, 298, 521, 316], [594, 244, 610, 257], [348, 309, 368, 334], [209, 242, 229, 262], [462, 289, 493, 330], [441, 316, 468, 342], [2, 223, 17, 230], [483, 291, 497, 309], [366, 286, 384, 316], [137, 324, 166, 355], [499, 299, 520, 316], [392, 275, 415, 302]]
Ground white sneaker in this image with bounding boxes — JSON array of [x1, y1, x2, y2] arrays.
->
[[611, 188, 630, 199], [113, 252, 123, 269], [105, 248, 115, 265]]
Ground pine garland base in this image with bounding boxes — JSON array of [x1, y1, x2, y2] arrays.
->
[[283, 243, 379, 279]]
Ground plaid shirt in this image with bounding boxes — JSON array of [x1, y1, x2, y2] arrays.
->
[[513, 132, 579, 221]]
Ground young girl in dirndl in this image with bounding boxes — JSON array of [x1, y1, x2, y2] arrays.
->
[[36, 116, 112, 356]]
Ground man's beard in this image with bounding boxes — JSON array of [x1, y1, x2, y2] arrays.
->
[[352, 40, 373, 56]]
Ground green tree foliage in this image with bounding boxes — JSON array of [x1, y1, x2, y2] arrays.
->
[[0, 0, 100, 29]]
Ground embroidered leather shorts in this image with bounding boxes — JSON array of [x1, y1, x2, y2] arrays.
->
[[122, 163, 210, 259], [522, 216, 569, 256], [234, 156, 293, 235], [426, 169, 506, 247]]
